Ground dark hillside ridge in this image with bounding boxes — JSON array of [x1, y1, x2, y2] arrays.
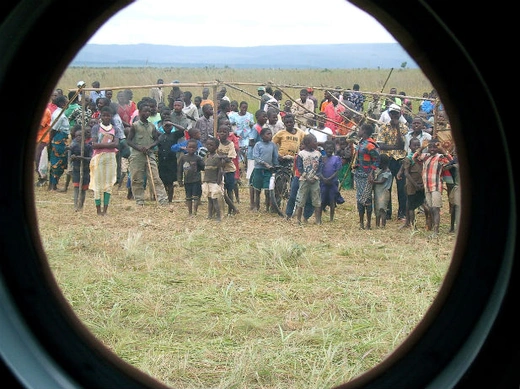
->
[[71, 43, 418, 69]]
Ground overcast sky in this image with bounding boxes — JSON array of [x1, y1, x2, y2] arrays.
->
[[87, 0, 396, 47]]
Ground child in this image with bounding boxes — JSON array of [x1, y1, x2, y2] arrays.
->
[[157, 119, 185, 205], [397, 137, 430, 229], [285, 142, 314, 220], [247, 109, 268, 209], [216, 123, 238, 215], [413, 138, 453, 237], [170, 127, 203, 154], [251, 127, 278, 212], [294, 133, 323, 225], [372, 154, 392, 228], [68, 127, 93, 211], [319, 140, 342, 222], [447, 148, 460, 233], [89, 106, 120, 215], [219, 116, 241, 202], [177, 138, 205, 216], [202, 137, 223, 222]]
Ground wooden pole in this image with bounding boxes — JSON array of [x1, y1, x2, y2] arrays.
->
[[38, 83, 85, 144], [212, 84, 218, 138], [146, 154, 159, 206], [78, 92, 86, 203]]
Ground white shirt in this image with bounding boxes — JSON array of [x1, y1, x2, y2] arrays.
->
[[182, 102, 200, 129], [379, 109, 408, 125], [404, 130, 431, 154], [307, 126, 333, 144]]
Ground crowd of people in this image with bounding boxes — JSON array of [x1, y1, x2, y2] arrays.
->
[[36, 80, 459, 236]]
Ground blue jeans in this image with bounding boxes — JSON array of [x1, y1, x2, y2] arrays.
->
[[285, 176, 314, 219]]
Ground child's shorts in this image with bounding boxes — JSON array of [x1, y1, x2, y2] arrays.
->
[[202, 182, 223, 200], [425, 190, 443, 208], [184, 182, 202, 200], [251, 168, 271, 190]]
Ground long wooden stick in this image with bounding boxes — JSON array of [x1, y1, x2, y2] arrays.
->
[[38, 84, 85, 144], [146, 153, 159, 206], [380, 68, 394, 93]]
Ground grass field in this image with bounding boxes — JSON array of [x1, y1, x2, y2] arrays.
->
[[35, 179, 456, 389]]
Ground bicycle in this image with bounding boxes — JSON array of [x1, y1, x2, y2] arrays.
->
[[268, 159, 294, 217], [238, 146, 248, 181]]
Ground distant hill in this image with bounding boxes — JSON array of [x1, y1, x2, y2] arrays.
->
[[71, 43, 417, 69]]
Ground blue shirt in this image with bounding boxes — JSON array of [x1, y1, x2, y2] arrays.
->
[[171, 139, 203, 154], [252, 140, 278, 169]]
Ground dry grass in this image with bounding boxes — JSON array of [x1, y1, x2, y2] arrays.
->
[[34, 180, 455, 389]]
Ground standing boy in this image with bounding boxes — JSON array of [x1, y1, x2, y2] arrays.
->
[[202, 138, 223, 222], [413, 138, 453, 237], [68, 127, 92, 211], [294, 133, 323, 225], [372, 154, 392, 228], [126, 103, 169, 207], [177, 139, 205, 216], [216, 124, 237, 215], [251, 127, 278, 212]]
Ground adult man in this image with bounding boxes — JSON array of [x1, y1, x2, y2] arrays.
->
[[381, 86, 402, 111], [181, 90, 199, 129], [379, 103, 408, 125], [200, 87, 214, 109], [150, 78, 164, 104], [167, 80, 182, 109], [291, 88, 315, 129], [376, 103, 409, 220], [126, 103, 169, 207], [405, 116, 432, 154], [306, 87, 318, 113], [170, 99, 191, 163], [258, 86, 273, 111], [89, 81, 105, 103], [348, 83, 365, 112]]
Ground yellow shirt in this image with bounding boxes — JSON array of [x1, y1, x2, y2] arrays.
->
[[272, 128, 306, 157]]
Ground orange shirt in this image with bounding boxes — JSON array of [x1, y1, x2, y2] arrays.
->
[[201, 99, 214, 108], [37, 107, 52, 143]]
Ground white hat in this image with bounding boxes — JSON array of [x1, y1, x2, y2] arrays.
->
[[389, 104, 401, 113]]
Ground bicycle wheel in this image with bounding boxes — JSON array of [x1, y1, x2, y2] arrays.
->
[[270, 172, 291, 217]]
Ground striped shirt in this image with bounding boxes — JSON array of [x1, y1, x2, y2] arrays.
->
[[416, 152, 453, 192]]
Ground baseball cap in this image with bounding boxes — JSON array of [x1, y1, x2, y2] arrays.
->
[[388, 103, 401, 113], [257, 86, 266, 92]]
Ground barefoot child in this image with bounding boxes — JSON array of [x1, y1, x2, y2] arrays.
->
[[177, 139, 205, 216], [413, 138, 453, 237], [398, 137, 430, 229], [319, 140, 342, 222], [68, 127, 92, 211], [294, 133, 323, 225], [372, 154, 392, 228], [90, 106, 121, 215], [251, 127, 278, 212], [216, 123, 238, 215], [202, 138, 223, 221]]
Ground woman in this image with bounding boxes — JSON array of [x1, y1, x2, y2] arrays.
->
[[48, 95, 70, 191], [89, 106, 122, 215], [352, 123, 380, 230]]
